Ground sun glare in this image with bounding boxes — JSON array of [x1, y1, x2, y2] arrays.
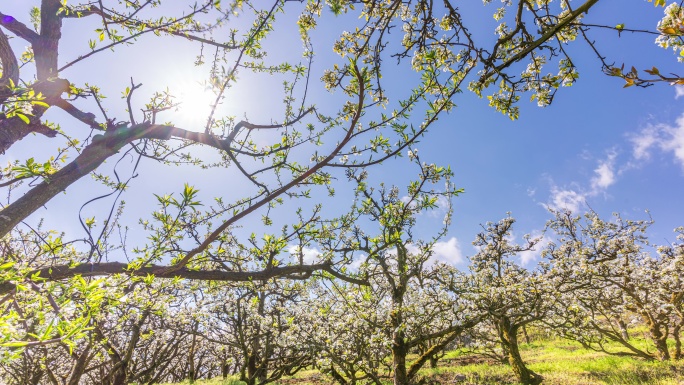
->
[[173, 80, 217, 130]]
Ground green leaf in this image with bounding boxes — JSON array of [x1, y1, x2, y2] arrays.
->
[[42, 321, 55, 340], [1, 341, 28, 348], [15, 113, 30, 124]]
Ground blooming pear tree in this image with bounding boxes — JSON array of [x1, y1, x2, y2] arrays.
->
[[605, 1, 684, 87], [0, 0, 676, 379], [467, 216, 552, 385], [291, 281, 392, 385], [302, 159, 484, 385], [545, 210, 684, 361], [201, 280, 313, 385]]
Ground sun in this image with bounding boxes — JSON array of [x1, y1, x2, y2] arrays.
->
[[172, 80, 218, 130]]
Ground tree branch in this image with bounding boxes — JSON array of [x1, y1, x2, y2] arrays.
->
[[488, 0, 599, 75], [0, 123, 170, 237], [35, 0, 63, 80], [0, 29, 19, 94], [0, 262, 337, 295], [0, 12, 40, 43]]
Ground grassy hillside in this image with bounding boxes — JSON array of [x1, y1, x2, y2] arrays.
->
[[163, 338, 684, 385]]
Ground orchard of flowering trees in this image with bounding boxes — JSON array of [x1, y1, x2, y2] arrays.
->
[[1, 0, 684, 385]]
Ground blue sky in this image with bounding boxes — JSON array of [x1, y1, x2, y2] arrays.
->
[[2, 1, 683, 269]]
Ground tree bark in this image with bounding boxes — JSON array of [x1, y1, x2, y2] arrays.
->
[[187, 330, 197, 383], [35, 0, 63, 80], [246, 352, 259, 385], [0, 29, 19, 102], [522, 324, 531, 344], [618, 318, 630, 341], [391, 291, 408, 385], [66, 343, 92, 385], [429, 355, 438, 369], [648, 321, 671, 361], [501, 318, 542, 385], [674, 323, 682, 360]]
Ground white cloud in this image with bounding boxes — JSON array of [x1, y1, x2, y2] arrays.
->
[[401, 195, 452, 217], [675, 85, 684, 99], [629, 114, 684, 170], [287, 245, 321, 264], [545, 151, 620, 213], [385, 238, 463, 266], [518, 231, 552, 266], [590, 151, 617, 192], [430, 237, 463, 265], [547, 186, 586, 213], [348, 254, 366, 271], [630, 125, 659, 161]]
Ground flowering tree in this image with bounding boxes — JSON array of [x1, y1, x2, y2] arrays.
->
[[545, 211, 684, 361], [201, 280, 313, 385], [299, 159, 483, 385], [0, 0, 662, 367], [467, 216, 551, 385], [292, 281, 392, 385], [605, 1, 684, 87]]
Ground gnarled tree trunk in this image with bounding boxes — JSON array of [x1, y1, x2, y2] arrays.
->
[[500, 318, 542, 385]]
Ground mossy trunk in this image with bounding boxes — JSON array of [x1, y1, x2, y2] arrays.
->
[[391, 287, 409, 385], [501, 318, 542, 385], [673, 323, 682, 360], [648, 321, 671, 361], [391, 311, 409, 385]]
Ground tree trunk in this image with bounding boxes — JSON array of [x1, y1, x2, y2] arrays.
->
[[222, 361, 230, 379], [246, 352, 266, 385], [648, 321, 671, 361], [391, 294, 409, 385], [392, 332, 409, 385], [187, 325, 198, 383], [66, 343, 92, 385], [501, 319, 542, 385], [674, 324, 682, 360], [429, 355, 438, 369], [618, 318, 630, 341], [522, 324, 531, 344]]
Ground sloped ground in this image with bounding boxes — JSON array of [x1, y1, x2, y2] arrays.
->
[[164, 338, 684, 385]]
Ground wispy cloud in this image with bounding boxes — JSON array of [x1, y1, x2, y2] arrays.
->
[[518, 231, 552, 266], [546, 185, 587, 213], [629, 114, 684, 170], [540, 112, 684, 216], [590, 150, 617, 192], [675, 85, 684, 99], [545, 150, 618, 213]]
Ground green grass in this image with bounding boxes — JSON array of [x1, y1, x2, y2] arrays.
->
[[162, 338, 684, 385], [159, 376, 246, 385]]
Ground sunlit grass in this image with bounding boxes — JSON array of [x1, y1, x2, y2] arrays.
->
[[165, 335, 684, 385], [159, 375, 246, 385]]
